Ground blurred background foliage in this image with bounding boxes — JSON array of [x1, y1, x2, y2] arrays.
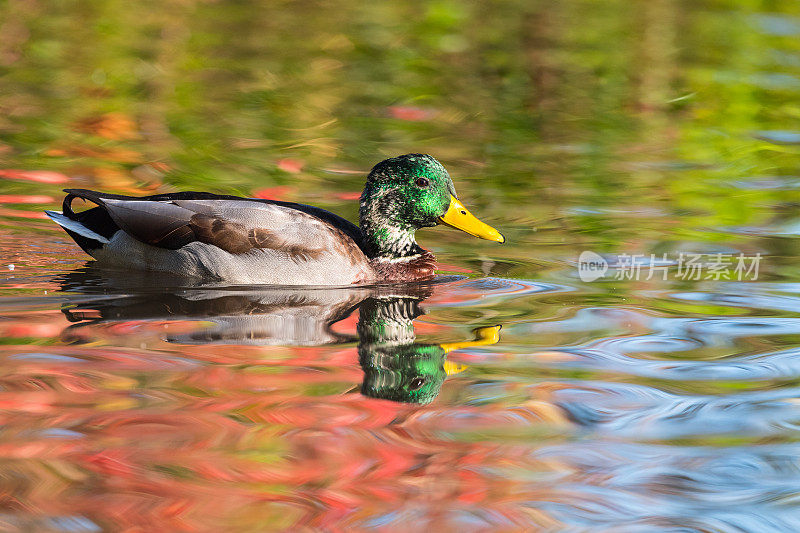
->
[[0, 0, 799, 274]]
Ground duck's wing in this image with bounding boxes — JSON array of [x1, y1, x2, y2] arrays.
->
[[50, 189, 366, 260]]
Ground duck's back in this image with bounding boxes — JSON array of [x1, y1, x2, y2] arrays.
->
[[47, 189, 374, 285]]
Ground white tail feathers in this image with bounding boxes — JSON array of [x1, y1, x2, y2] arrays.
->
[[45, 210, 110, 244]]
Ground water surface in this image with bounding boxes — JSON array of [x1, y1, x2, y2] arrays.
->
[[1, 1, 800, 531]]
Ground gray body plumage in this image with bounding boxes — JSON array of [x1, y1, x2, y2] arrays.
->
[[47, 195, 374, 286], [90, 231, 371, 285]]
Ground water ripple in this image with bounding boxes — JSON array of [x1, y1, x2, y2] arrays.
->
[[516, 306, 800, 343], [551, 381, 800, 440], [426, 277, 569, 307], [530, 343, 800, 381], [667, 286, 800, 314], [532, 442, 800, 531]]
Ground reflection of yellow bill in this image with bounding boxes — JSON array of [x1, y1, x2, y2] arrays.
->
[[443, 361, 469, 376], [441, 325, 502, 357], [439, 196, 505, 243]]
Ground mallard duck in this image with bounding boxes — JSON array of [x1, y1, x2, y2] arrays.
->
[[46, 154, 504, 285]]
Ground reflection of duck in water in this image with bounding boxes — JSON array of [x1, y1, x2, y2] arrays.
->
[[58, 270, 500, 403], [358, 296, 500, 404], [64, 285, 369, 346]]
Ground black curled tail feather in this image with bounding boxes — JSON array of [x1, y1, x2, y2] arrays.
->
[[63, 189, 104, 218], [50, 190, 122, 256], [62, 190, 82, 217], [62, 188, 119, 216], [59, 190, 118, 240]]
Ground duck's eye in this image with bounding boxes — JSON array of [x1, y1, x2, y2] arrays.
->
[[415, 177, 430, 188], [408, 377, 426, 390]]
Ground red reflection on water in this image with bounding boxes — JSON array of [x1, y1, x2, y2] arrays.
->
[[0, 195, 55, 204], [334, 191, 361, 200], [0, 207, 49, 219], [0, 274, 573, 531], [387, 106, 437, 121], [253, 186, 295, 200], [436, 262, 475, 273], [276, 158, 305, 173], [0, 169, 70, 184]]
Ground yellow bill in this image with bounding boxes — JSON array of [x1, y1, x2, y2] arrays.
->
[[439, 196, 505, 243]]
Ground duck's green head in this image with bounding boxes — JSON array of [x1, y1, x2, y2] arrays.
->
[[359, 154, 504, 258]]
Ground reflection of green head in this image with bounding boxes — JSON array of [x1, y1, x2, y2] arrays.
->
[[357, 296, 448, 405], [357, 296, 501, 405], [360, 342, 448, 405]]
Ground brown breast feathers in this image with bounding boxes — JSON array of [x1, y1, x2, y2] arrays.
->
[[370, 251, 437, 282]]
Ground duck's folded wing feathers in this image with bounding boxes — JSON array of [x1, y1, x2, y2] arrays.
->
[[102, 199, 197, 249], [93, 196, 351, 260]]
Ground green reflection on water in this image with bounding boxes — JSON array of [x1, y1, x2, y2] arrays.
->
[[1, 1, 797, 263]]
